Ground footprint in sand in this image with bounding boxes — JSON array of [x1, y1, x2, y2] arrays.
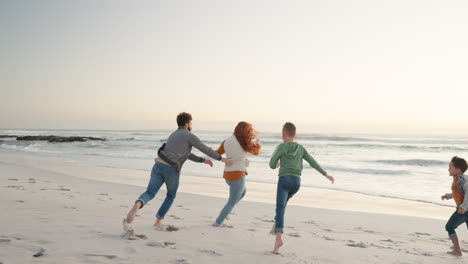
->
[[168, 215, 182, 220], [8, 178, 18, 181], [0, 238, 11, 244], [33, 248, 45, 258], [430, 237, 446, 243], [84, 253, 117, 259], [409, 232, 431, 237], [146, 241, 176, 248], [166, 225, 179, 232], [346, 242, 368, 248], [213, 223, 233, 228], [414, 232, 431, 236], [322, 236, 334, 241], [1, 235, 23, 241], [173, 259, 190, 264], [146, 241, 165, 248], [199, 249, 223, 256], [302, 220, 318, 226], [380, 239, 404, 244], [287, 233, 301, 238]]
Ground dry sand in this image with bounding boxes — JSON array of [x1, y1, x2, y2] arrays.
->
[[1, 152, 467, 264]]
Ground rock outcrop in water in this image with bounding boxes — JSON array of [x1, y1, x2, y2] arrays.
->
[[15, 136, 105, 142]]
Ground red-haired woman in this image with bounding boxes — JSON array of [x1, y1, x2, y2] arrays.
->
[[213, 121, 261, 226]]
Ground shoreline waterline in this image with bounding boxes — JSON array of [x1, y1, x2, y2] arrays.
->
[[0, 151, 454, 220]]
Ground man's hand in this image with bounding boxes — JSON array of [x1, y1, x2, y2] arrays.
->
[[458, 208, 466, 215], [441, 195, 448, 200], [325, 175, 334, 184], [221, 157, 232, 166], [204, 159, 213, 167]]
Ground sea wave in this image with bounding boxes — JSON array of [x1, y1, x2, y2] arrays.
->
[[327, 143, 466, 152], [372, 159, 447, 167], [318, 166, 410, 175]]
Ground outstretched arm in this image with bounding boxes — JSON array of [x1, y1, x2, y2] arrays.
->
[[303, 147, 334, 183], [442, 193, 453, 200], [189, 134, 222, 161], [188, 153, 213, 167], [303, 148, 327, 176]]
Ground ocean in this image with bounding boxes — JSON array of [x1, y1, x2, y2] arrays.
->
[[1, 129, 467, 207]]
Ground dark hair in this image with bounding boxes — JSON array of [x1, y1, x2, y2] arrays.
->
[[451, 156, 467, 173], [177, 112, 192, 126], [282, 122, 296, 137]]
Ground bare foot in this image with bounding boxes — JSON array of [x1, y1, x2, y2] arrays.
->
[[447, 250, 462, 256], [153, 218, 165, 229], [272, 235, 283, 254], [126, 202, 141, 224]]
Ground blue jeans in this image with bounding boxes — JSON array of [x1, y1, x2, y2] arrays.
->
[[275, 176, 301, 233], [136, 162, 180, 220], [215, 175, 246, 225], [445, 209, 468, 237]]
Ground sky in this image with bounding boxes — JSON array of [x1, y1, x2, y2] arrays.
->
[[1, 1, 467, 134]]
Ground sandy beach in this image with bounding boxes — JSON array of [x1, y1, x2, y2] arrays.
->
[[1, 152, 467, 264]]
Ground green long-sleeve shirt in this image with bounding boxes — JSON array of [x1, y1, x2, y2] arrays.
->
[[269, 142, 327, 177]]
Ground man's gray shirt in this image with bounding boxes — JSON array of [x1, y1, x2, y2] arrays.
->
[[158, 127, 221, 171]]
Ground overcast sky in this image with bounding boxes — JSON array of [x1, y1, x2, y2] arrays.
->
[[1, 1, 467, 134]]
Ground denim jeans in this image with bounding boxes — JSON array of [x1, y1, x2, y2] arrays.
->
[[215, 175, 246, 225], [136, 162, 180, 220], [275, 176, 301, 233], [445, 209, 468, 237]]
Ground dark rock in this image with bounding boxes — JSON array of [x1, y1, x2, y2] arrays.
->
[[0, 135, 17, 138], [16, 136, 105, 142], [33, 248, 45, 257]]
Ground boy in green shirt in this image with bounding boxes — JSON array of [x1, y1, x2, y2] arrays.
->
[[269, 122, 334, 254]]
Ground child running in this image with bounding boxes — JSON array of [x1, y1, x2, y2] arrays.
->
[[441, 156, 468, 256], [269, 122, 334, 254], [213, 121, 261, 227]]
